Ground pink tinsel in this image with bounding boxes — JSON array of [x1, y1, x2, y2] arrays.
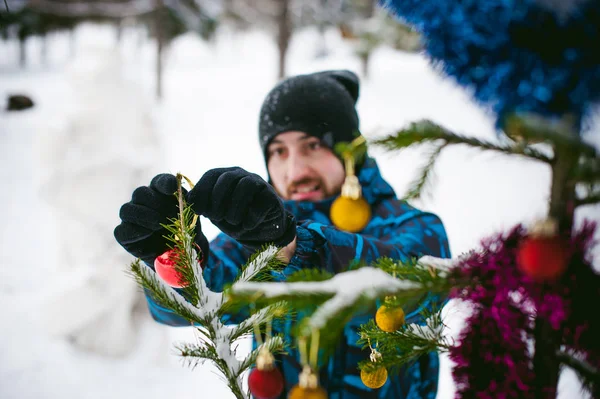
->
[[448, 221, 599, 399]]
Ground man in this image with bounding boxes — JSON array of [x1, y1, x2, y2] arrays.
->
[[115, 70, 450, 398]]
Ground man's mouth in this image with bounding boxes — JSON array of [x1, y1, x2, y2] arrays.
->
[[290, 184, 322, 201]]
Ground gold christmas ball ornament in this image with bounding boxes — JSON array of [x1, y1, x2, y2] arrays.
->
[[330, 166, 371, 233], [330, 195, 371, 233], [288, 366, 328, 399], [330, 196, 371, 232], [360, 367, 388, 389], [375, 305, 405, 332], [288, 385, 328, 399]]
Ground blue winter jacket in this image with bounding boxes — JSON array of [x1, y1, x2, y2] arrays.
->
[[145, 157, 451, 399]]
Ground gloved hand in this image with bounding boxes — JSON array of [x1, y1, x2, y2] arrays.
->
[[186, 167, 296, 250], [114, 173, 209, 266]]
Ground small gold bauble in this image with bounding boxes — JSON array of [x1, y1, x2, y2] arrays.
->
[[330, 196, 371, 233], [360, 367, 388, 389], [375, 305, 405, 332], [288, 385, 328, 399]]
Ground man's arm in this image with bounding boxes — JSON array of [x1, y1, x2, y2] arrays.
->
[[278, 202, 451, 323]]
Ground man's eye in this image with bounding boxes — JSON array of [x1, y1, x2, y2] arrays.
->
[[308, 141, 321, 150], [270, 148, 285, 157]]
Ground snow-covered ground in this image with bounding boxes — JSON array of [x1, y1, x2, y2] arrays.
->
[[0, 23, 597, 399]]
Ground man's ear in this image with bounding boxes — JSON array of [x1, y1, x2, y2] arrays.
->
[[328, 70, 360, 104]]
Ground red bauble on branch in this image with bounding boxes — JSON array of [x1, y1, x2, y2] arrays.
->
[[517, 219, 570, 282], [248, 348, 284, 399], [154, 249, 189, 288], [248, 368, 284, 399]]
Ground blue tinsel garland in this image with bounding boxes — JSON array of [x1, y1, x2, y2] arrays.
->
[[381, 0, 600, 130]]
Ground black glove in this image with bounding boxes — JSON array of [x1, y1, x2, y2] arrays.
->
[[114, 173, 209, 266], [186, 167, 296, 250]]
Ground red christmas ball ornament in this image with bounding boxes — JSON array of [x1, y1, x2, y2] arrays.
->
[[248, 348, 284, 399], [248, 367, 284, 399], [154, 249, 189, 288], [517, 219, 570, 282]]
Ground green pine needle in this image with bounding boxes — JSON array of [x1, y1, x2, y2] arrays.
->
[[239, 336, 287, 372], [128, 259, 206, 326], [403, 143, 446, 201], [372, 120, 552, 163], [357, 308, 451, 374], [503, 113, 596, 156], [555, 350, 600, 396]]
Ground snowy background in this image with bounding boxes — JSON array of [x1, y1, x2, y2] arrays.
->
[[1, 23, 598, 399]]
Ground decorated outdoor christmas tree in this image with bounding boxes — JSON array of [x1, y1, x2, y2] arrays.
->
[[128, 1, 599, 398]]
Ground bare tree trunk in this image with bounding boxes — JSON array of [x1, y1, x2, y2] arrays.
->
[[154, 0, 164, 100], [531, 139, 578, 399], [115, 18, 123, 48], [360, 53, 369, 78], [19, 38, 26, 67], [69, 27, 76, 59], [361, 0, 377, 79], [315, 0, 328, 58], [276, 0, 291, 80], [40, 33, 48, 65]]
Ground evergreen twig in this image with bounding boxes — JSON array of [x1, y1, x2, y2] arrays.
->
[[372, 120, 552, 163], [556, 350, 600, 394], [576, 193, 600, 207], [230, 257, 462, 338], [357, 309, 451, 373], [404, 143, 447, 201]]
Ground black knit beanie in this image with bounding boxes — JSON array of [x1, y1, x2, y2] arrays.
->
[[258, 70, 360, 163]]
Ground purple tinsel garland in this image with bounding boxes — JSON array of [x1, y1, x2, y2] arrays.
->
[[448, 221, 599, 399]]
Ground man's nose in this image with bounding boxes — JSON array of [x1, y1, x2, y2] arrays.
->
[[286, 153, 312, 183]]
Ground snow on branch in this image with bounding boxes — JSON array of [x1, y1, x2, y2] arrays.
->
[[233, 267, 420, 330]]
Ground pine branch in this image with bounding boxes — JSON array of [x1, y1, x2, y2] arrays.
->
[[503, 113, 597, 157], [573, 154, 599, 208], [177, 340, 219, 369], [556, 350, 600, 394], [219, 246, 286, 322], [230, 302, 288, 343], [372, 120, 552, 163], [129, 259, 207, 325], [573, 154, 600, 184], [231, 268, 413, 325], [161, 206, 202, 306], [286, 268, 334, 282], [403, 143, 446, 201], [576, 180, 600, 207], [357, 309, 451, 373], [231, 260, 459, 335], [239, 336, 287, 372], [234, 245, 285, 284]]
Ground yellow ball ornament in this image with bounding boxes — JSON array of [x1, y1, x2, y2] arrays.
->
[[289, 366, 328, 399], [375, 305, 405, 332], [288, 385, 328, 399], [360, 367, 388, 389], [330, 196, 371, 233]]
